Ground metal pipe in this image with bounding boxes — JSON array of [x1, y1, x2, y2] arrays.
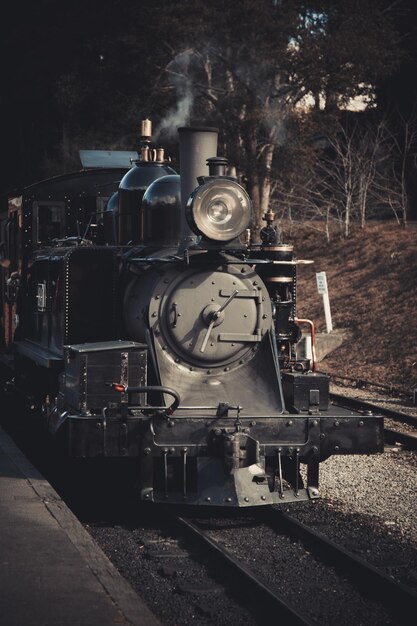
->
[[295, 318, 317, 371]]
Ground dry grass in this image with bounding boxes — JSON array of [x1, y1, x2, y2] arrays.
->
[[283, 221, 417, 391]]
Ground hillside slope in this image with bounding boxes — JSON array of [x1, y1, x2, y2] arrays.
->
[[285, 222, 417, 391]]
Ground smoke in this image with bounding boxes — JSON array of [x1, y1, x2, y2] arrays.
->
[[154, 50, 196, 141]]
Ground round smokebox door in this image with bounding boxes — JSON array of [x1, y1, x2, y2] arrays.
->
[[161, 268, 267, 366]]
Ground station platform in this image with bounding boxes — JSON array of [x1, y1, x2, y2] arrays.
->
[[0, 426, 159, 626]]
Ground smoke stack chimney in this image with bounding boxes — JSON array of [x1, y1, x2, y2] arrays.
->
[[178, 126, 219, 248]]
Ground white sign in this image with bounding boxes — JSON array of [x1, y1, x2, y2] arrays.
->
[[316, 271, 328, 295], [316, 271, 333, 333]]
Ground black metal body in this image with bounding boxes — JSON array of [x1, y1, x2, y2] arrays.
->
[[0, 127, 384, 508]]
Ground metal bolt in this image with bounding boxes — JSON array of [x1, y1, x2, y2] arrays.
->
[[244, 497, 249, 502], [334, 420, 340, 427], [226, 497, 232, 503], [320, 433, 326, 439], [144, 448, 151, 455], [287, 420, 293, 426], [358, 420, 364, 426], [313, 446, 318, 453], [205, 497, 211, 502], [170, 448, 175, 454], [334, 445, 340, 451], [250, 421, 256, 427], [261, 495, 266, 501]]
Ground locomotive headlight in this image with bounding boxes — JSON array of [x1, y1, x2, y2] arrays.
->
[[186, 178, 251, 242]]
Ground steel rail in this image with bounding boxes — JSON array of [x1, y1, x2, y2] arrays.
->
[[384, 427, 417, 450], [262, 508, 417, 624], [176, 516, 312, 626], [330, 392, 417, 428]]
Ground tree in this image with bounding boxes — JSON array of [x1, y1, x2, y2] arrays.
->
[[149, 0, 400, 232]]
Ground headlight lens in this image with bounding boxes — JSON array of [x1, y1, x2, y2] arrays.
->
[[186, 179, 251, 242]]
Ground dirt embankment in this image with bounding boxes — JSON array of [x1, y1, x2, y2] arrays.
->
[[283, 221, 417, 391]]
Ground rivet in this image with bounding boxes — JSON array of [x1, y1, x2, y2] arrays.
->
[[261, 495, 266, 501], [226, 497, 232, 503], [334, 420, 340, 427], [334, 445, 340, 451], [244, 497, 249, 502], [205, 496, 211, 502], [144, 448, 151, 455], [359, 420, 364, 426], [287, 420, 293, 426], [250, 421, 256, 427]]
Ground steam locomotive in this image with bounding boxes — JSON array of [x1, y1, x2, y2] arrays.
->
[[0, 120, 383, 506]]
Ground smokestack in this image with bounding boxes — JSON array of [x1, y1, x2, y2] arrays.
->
[[178, 126, 219, 248]]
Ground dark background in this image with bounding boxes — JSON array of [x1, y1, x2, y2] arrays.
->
[[0, 0, 416, 204]]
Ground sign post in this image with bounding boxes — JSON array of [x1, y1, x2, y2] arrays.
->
[[316, 271, 333, 333]]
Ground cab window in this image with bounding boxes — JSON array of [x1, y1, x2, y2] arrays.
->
[[33, 202, 65, 244]]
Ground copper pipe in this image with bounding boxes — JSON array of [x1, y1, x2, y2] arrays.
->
[[295, 317, 316, 371]]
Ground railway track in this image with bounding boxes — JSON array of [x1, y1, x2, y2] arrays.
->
[[330, 392, 417, 450], [175, 508, 417, 626], [262, 509, 417, 622], [176, 515, 310, 625]]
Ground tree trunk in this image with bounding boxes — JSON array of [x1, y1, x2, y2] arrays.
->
[[260, 143, 275, 217]]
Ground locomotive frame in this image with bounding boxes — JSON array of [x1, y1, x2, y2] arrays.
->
[[0, 120, 384, 507]]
